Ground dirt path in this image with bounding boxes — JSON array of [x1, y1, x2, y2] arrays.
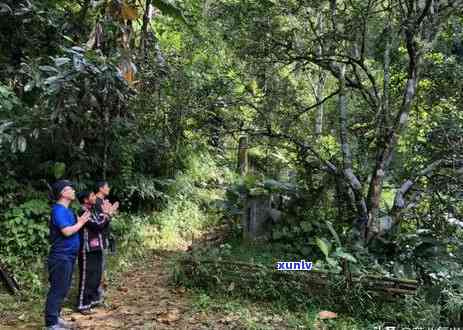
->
[[1, 250, 244, 330], [68, 251, 235, 330]]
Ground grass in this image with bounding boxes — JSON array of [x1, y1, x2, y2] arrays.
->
[[191, 235, 315, 269], [180, 234, 449, 328], [187, 288, 375, 329]]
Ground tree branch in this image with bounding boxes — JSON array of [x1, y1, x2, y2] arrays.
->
[[293, 88, 340, 120]]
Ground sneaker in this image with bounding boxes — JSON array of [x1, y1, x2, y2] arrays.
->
[[45, 324, 69, 330], [57, 318, 74, 328], [79, 308, 96, 315], [93, 301, 109, 309]]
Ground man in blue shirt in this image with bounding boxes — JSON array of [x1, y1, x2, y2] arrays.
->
[[45, 180, 90, 330]]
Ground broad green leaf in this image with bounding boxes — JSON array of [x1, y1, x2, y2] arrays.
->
[[152, 0, 188, 25], [24, 82, 34, 92], [39, 65, 59, 73], [0, 85, 9, 96], [63, 35, 74, 43], [315, 237, 331, 258], [17, 136, 26, 152], [54, 57, 71, 66], [333, 250, 357, 263], [326, 257, 337, 267], [44, 76, 61, 85], [325, 221, 341, 247], [0, 3, 12, 14], [1, 101, 13, 111], [52, 162, 66, 179], [71, 46, 85, 53]]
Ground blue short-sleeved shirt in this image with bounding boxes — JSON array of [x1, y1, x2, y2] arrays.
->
[[49, 204, 80, 258]]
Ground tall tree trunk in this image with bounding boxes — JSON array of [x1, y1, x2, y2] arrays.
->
[[102, 107, 109, 180], [139, 0, 152, 62], [337, 65, 369, 233], [314, 70, 326, 137], [237, 136, 248, 176], [365, 24, 393, 237], [366, 28, 419, 240], [314, 13, 326, 137], [363, 0, 443, 240]]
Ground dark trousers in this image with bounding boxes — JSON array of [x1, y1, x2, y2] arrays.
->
[[44, 255, 75, 326], [77, 249, 103, 310]]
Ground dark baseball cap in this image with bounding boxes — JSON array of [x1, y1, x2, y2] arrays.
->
[[51, 180, 74, 200]]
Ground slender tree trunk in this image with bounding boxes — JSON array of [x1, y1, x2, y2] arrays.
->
[[102, 107, 109, 180], [314, 14, 326, 137], [337, 65, 369, 233], [237, 136, 248, 176], [314, 70, 326, 137], [338, 66, 351, 170], [139, 0, 152, 62]]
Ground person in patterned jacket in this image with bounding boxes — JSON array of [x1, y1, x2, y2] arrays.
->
[[76, 191, 117, 314]]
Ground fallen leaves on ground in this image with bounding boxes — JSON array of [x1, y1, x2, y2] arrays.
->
[[156, 308, 181, 324]]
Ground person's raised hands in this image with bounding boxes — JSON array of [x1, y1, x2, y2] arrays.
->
[[111, 201, 119, 215], [78, 210, 91, 225], [101, 200, 113, 215]]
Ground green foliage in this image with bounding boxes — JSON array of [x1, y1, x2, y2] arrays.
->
[[0, 83, 20, 113], [313, 222, 357, 270], [152, 199, 205, 250], [144, 148, 227, 249], [0, 177, 22, 210], [0, 198, 49, 291], [314, 237, 338, 268], [110, 213, 149, 255], [112, 147, 227, 250], [323, 279, 441, 326], [0, 0, 463, 326], [0, 83, 27, 153], [18, 46, 134, 179], [51, 162, 66, 179], [114, 174, 169, 212], [177, 250, 439, 327], [152, 0, 188, 25]]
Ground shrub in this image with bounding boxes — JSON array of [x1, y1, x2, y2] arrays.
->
[[0, 198, 49, 292]]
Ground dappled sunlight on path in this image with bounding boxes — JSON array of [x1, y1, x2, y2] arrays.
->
[[67, 250, 242, 329]]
